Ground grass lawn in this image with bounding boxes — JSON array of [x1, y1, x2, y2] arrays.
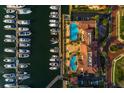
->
[[110, 45, 119, 52], [115, 57, 124, 87]]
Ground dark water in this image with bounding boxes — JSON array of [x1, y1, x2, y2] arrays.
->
[[0, 5, 63, 88]]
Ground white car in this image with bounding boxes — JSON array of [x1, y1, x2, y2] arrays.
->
[[3, 57, 16, 63], [49, 5, 60, 10], [3, 19, 16, 23], [5, 35, 16, 39], [4, 48, 15, 53], [4, 15, 16, 19], [4, 38, 15, 43], [18, 27, 29, 31]]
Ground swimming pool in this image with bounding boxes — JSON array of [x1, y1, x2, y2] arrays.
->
[[70, 55, 77, 72], [70, 23, 79, 41]]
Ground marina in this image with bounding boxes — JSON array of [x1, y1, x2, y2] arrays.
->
[[0, 5, 62, 88]]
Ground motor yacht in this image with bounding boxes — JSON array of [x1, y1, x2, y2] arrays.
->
[[4, 63, 16, 69], [19, 42, 31, 47], [50, 38, 59, 44], [19, 38, 31, 42], [18, 27, 29, 31], [2, 73, 16, 78], [3, 57, 17, 63], [19, 53, 30, 58], [4, 15, 16, 19], [50, 47, 59, 53], [17, 20, 30, 25], [19, 49, 30, 54], [3, 19, 16, 24], [4, 38, 15, 43], [19, 31, 31, 36], [18, 8, 32, 14], [4, 48, 15, 53]]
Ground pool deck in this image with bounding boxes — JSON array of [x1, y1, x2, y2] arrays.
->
[[65, 20, 97, 74]]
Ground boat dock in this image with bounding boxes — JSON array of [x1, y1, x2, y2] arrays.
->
[[46, 5, 63, 88]]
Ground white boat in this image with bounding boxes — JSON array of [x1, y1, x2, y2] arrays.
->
[[3, 57, 17, 63], [18, 63, 29, 68], [4, 15, 16, 19], [18, 85, 30, 88], [50, 28, 59, 33], [50, 11, 58, 15], [4, 48, 15, 53], [49, 62, 59, 67], [4, 38, 15, 43], [18, 74, 30, 80], [19, 49, 30, 54], [49, 19, 59, 23], [5, 8, 16, 13], [19, 31, 31, 36], [5, 78, 15, 82], [6, 5, 25, 9], [19, 53, 30, 58], [19, 42, 31, 47], [4, 63, 16, 69], [49, 57, 59, 62], [49, 14, 58, 19], [18, 8, 32, 14], [50, 38, 59, 44], [49, 5, 60, 10], [18, 27, 29, 31], [4, 84, 16, 88], [19, 38, 31, 42], [17, 20, 30, 25], [5, 35, 16, 39], [52, 55, 58, 58], [50, 31, 58, 35], [4, 25, 16, 30], [50, 47, 59, 53], [3, 19, 16, 23], [49, 66, 58, 70], [2, 73, 16, 78], [49, 23, 59, 27]]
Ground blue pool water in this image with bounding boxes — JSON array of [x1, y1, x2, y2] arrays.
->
[[70, 23, 79, 41], [70, 55, 77, 71]]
